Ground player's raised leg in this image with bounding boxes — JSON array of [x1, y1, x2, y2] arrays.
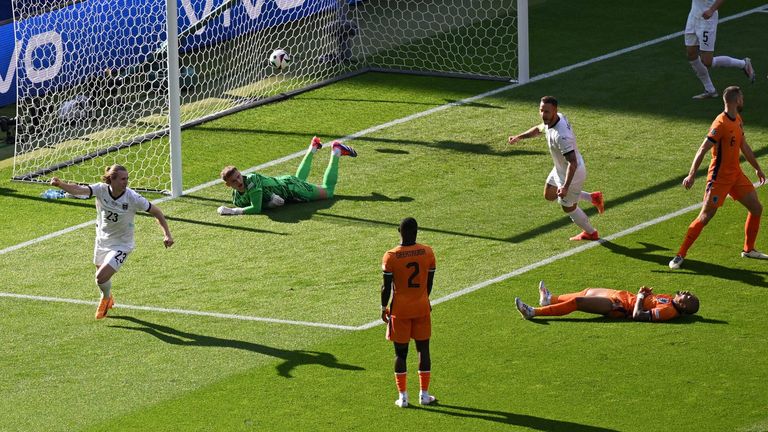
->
[[295, 136, 323, 181], [321, 141, 357, 198]]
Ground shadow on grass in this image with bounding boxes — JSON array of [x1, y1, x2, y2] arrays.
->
[[526, 314, 726, 325], [602, 241, 768, 288], [0, 189, 285, 236], [263, 192, 413, 224], [420, 403, 619, 431], [108, 315, 364, 378]]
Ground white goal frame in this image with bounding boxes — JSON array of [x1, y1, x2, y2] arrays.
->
[[11, 0, 529, 197]]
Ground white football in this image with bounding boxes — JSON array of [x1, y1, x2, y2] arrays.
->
[[269, 49, 291, 70]]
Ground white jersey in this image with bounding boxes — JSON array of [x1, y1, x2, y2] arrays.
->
[[89, 183, 151, 250], [540, 112, 585, 182], [688, 0, 718, 18]]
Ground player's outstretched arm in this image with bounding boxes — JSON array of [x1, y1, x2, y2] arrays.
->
[[508, 125, 542, 144], [147, 205, 174, 248], [50, 177, 90, 196]]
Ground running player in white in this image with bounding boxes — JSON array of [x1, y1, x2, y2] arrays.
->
[[508, 96, 605, 241], [685, 0, 755, 99], [51, 165, 174, 319]]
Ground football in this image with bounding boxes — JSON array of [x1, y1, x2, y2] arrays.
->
[[269, 49, 291, 70]]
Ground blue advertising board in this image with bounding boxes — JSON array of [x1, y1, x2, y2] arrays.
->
[[0, 0, 353, 107]]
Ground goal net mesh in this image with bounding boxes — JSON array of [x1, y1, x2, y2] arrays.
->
[[11, 0, 519, 192]]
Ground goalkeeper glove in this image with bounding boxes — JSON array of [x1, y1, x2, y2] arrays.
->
[[266, 194, 285, 208], [217, 206, 244, 216]]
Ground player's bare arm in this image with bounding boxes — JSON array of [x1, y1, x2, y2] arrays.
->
[[683, 138, 714, 189], [380, 273, 393, 323], [632, 286, 652, 321], [702, 0, 726, 18], [508, 125, 541, 144], [147, 205, 174, 248], [558, 151, 578, 197], [740, 139, 766, 184], [50, 177, 90, 196]]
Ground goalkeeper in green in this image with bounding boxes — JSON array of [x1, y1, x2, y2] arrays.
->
[[218, 137, 357, 215]]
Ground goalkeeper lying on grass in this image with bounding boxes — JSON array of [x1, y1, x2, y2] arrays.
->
[[218, 136, 357, 215]]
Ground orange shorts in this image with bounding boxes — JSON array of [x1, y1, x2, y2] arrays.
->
[[704, 173, 755, 208], [386, 314, 431, 344]]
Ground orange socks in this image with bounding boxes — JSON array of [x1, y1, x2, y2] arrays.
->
[[535, 299, 578, 316], [551, 289, 590, 304], [744, 212, 761, 252], [395, 372, 407, 393], [418, 371, 430, 392], [678, 218, 705, 257]]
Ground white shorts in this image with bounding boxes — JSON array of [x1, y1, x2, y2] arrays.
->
[[93, 243, 132, 271], [684, 13, 718, 51], [547, 165, 586, 207]]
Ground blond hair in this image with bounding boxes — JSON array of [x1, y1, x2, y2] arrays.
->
[[220, 165, 238, 180], [101, 164, 128, 184]]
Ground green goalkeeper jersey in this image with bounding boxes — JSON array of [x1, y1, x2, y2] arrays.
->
[[232, 173, 316, 214]]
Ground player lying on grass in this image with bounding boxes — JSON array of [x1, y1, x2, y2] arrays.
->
[[50, 165, 174, 319], [218, 136, 357, 215], [515, 281, 699, 322]]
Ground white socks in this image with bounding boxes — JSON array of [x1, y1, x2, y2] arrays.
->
[[712, 56, 745, 69], [97, 280, 112, 299], [579, 191, 591, 202], [568, 207, 595, 234], [689, 57, 716, 93]]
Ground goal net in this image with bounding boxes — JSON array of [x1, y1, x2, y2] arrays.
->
[[11, 0, 526, 194], [354, 0, 521, 81]]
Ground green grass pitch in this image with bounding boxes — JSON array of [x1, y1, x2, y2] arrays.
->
[[1, 1, 768, 431]]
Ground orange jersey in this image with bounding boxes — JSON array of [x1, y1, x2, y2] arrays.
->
[[706, 112, 745, 183], [609, 290, 680, 322], [382, 243, 436, 318]]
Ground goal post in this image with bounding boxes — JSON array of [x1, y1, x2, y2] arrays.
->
[[10, 0, 529, 194]]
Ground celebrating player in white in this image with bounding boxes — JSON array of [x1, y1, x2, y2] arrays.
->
[[51, 165, 174, 319], [685, 0, 755, 99], [508, 96, 605, 241]]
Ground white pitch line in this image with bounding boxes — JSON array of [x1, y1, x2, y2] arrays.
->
[[2, 4, 766, 257], [3, 6, 766, 325], [0, 292, 358, 330], [354, 201, 704, 330]]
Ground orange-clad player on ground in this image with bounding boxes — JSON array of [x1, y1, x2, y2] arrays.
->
[[669, 85, 767, 269], [515, 281, 700, 322], [380, 217, 437, 408]]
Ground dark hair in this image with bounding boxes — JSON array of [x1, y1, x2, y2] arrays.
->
[[682, 294, 700, 315], [398, 217, 418, 243], [540, 96, 558, 107], [723, 86, 741, 104]]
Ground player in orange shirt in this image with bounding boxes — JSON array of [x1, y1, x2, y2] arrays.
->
[[669, 85, 767, 269], [515, 281, 700, 322], [380, 217, 437, 408]]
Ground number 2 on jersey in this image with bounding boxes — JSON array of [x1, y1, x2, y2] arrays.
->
[[406, 262, 420, 288]]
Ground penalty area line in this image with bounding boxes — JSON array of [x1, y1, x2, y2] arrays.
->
[[1, 4, 765, 257], [0, 292, 359, 331]]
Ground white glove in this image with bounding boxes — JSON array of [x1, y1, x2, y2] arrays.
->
[[217, 206, 243, 216], [267, 194, 285, 208]]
